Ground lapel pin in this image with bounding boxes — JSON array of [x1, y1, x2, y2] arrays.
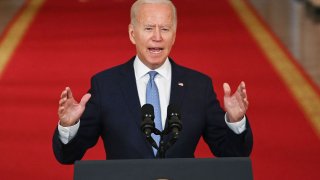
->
[[178, 82, 184, 87]]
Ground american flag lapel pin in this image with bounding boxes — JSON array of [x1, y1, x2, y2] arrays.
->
[[178, 82, 184, 87]]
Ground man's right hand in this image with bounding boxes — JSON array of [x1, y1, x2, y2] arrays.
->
[[58, 87, 91, 127]]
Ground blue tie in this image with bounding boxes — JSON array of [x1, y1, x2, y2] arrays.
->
[[146, 71, 162, 156]]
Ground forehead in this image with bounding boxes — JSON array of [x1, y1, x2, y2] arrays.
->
[[136, 3, 174, 25]]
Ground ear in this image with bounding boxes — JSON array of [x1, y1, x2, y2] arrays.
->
[[128, 24, 136, 45]]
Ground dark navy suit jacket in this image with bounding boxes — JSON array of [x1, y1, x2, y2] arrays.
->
[[53, 57, 253, 164]]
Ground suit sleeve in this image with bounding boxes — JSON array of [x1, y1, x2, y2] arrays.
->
[[202, 79, 253, 157], [52, 77, 102, 164]]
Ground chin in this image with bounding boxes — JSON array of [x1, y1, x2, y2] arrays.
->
[[149, 58, 166, 66]]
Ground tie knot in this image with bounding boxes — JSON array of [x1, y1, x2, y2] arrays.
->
[[148, 71, 158, 80]]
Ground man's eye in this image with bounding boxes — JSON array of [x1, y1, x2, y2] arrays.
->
[[161, 28, 170, 32], [145, 28, 153, 31]]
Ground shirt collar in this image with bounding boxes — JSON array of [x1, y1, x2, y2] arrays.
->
[[133, 56, 171, 80]]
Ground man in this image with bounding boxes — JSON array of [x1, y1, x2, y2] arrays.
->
[[53, 0, 253, 164]]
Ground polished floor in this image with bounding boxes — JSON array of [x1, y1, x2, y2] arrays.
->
[[0, 0, 319, 88]]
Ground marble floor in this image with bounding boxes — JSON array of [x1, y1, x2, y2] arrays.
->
[[0, 0, 319, 87]]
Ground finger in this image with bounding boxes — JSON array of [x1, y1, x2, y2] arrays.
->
[[79, 93, 91, 107], [238, 82, 248, 99], [240, 88, 248, 99], [236, 93, 246, 110], [240, 96, 249, 112], [58, 106, 65, 115], [59, 97, 68, 106], [241, 81, 246, 89], [60, 89, 67, 98], [223, 83, 231, 97], [66, 87, 73, 99], [244, 98, 249, 108], [237, 81, 245, 93]]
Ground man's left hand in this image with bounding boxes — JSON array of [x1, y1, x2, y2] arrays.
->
[[223, 81, 249, 123]]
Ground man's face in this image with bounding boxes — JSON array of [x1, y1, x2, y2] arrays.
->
[[129, 3, 176, 69]]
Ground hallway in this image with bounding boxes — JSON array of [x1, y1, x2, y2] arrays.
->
[[1, 0, 319, 87], [0, 0, 319, 179]]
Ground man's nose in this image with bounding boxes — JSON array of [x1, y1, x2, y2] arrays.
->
[[152, 28, 163, 41]]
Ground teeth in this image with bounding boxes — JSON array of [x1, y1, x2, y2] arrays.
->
[[149, 48, 163, 54]]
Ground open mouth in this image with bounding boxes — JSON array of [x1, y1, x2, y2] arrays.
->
[[148, 47, 164, 54]]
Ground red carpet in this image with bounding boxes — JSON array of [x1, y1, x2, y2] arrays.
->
[[0, 0, 319, 179]]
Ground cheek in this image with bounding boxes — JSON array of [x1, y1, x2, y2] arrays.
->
[[171, 34, 176, 44], [135, 36, 148, 46], [166, 39, 175, 48], [165, 34, 176, 45]]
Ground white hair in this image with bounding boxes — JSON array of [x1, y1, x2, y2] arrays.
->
[[130, 0, 177, 29]]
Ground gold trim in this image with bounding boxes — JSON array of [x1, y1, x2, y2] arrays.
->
[[229, 0, 320, 137], [0, 0, 45, 77]]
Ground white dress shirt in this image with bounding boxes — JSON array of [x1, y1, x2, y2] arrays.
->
[[134, 56, 171, 128], [58, 56, 246, 144]]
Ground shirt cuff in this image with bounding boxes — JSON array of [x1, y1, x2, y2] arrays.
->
[[224, 113, 246, 134], [57, 120, 80, 144]]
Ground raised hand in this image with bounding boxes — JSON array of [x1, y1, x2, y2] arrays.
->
[[58, 87, 91, 127], [223, 81, 249, 123]]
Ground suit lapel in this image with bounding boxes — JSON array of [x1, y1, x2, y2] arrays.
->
[[163, 59, 187, 146], [119, 58, 141, 127], [169, 59, 186, 116], [119, 57, 155, 156]]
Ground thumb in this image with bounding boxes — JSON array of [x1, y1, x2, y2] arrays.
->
[[223, 83, 231, 97], [80, 93, 91, 106], [66, 87, 73, 99]]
